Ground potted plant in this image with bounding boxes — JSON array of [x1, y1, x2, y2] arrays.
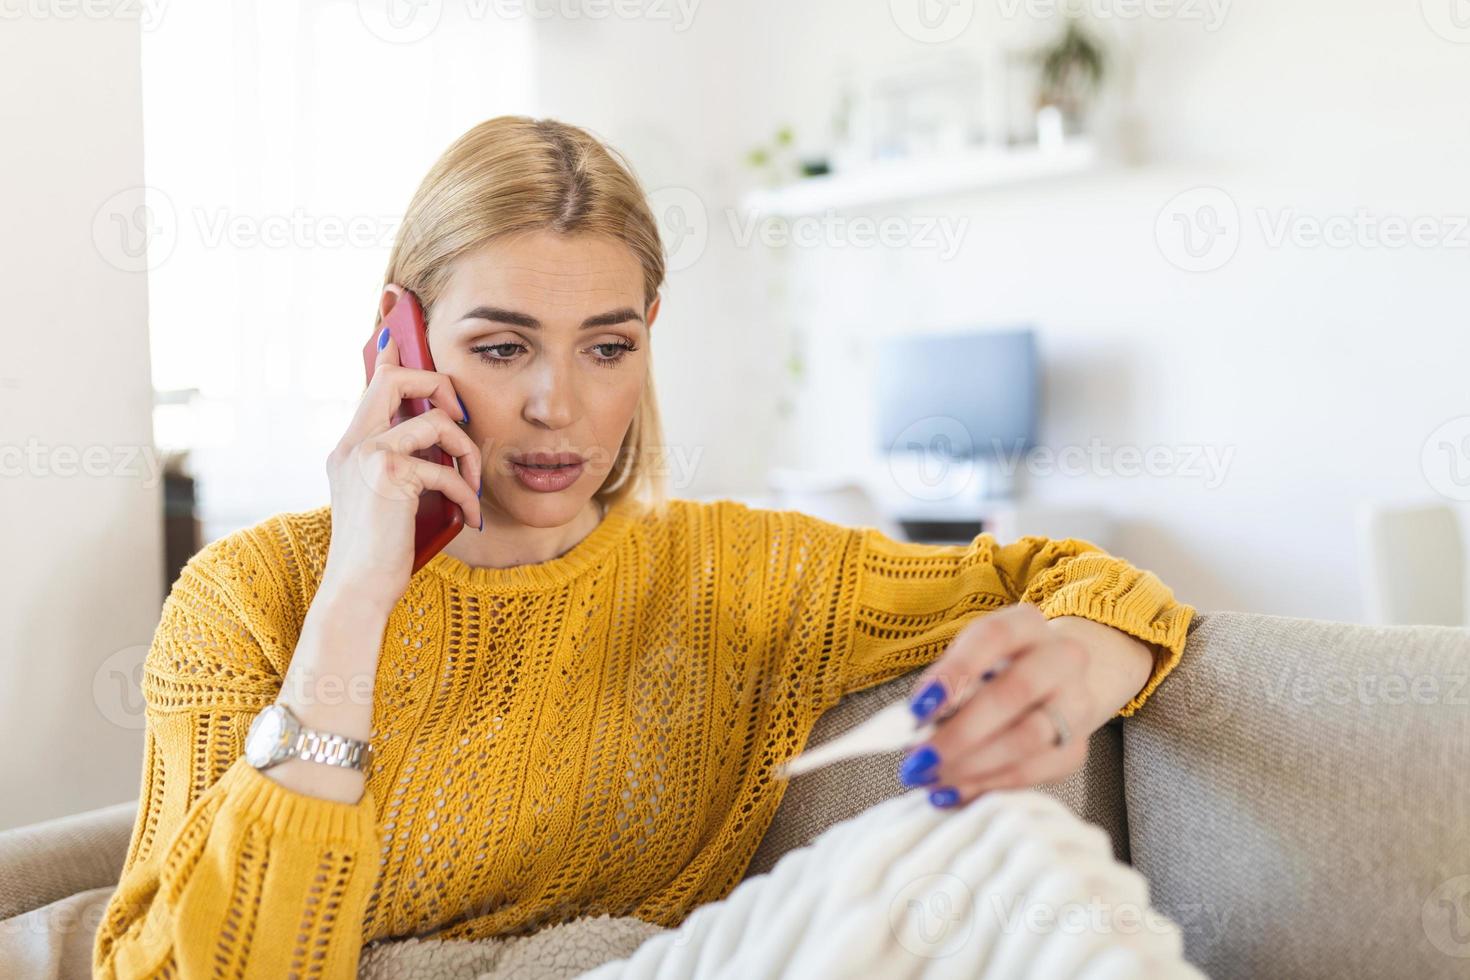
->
[[1033, 16, 1106, 148]]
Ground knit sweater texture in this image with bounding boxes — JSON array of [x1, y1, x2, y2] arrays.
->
[[92, 495, 1194, 978]]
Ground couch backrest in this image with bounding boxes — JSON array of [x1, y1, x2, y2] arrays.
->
[[745, 667, 1130, 882], [1123, 610, 1470, 980]]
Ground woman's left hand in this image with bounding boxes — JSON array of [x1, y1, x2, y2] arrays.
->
[[897, 603, 1156, 808]]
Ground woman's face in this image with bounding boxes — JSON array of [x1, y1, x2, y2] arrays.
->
[[416, 228, 658, 526]]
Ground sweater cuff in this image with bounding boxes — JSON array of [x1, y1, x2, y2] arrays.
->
[[1035, 587, 1194, 718], [215, 754, 378, 844]]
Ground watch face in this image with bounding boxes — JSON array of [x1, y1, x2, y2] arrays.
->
[[245, 706, 287, 767]]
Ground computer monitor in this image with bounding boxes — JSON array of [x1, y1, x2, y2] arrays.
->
[[874, 328, 1038, 500]]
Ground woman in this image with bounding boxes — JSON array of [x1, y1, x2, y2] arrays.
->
[[93, 116, 1193, 977]]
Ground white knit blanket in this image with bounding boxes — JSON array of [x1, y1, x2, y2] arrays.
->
[[358, 789, 1205, 980]]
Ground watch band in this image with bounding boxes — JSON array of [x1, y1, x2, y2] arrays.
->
[[289, 727, 373, 772]]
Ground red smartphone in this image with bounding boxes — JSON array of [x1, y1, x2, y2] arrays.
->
[[361, 287, 465, 575]]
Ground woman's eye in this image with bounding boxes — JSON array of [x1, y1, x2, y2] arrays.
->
[[470, 343, 524, 365], [471, 341, 638, 367], [591, 341, 638, 366]]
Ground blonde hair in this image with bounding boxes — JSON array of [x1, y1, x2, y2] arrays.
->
[[378, 115, 669, 514]]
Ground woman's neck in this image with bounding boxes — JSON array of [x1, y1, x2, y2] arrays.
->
[[441, 497, 606, 570]]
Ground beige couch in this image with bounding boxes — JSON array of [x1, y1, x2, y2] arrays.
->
[[4, 611, 1467, 978]]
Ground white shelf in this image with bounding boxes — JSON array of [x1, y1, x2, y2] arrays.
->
[[739, 140, 1099, 216]]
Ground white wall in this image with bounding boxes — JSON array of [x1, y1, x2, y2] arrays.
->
[[0, 15, 161, 829], [530, 0, 1470, 622]]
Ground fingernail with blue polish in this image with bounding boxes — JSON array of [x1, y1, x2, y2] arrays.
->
[[899, 744, 941, 787], [456, 395, 469, 423], [929, 786, 961, 808], [376, 326, 390, 351], [910, 680, 946, 722]]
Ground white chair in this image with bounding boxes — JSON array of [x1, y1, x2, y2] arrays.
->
[[1356, 502, 1467, 626]]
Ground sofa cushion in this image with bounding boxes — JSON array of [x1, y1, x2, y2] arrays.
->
[[744, 668, 1129, 881], [1123, 611, 1470, 980], [0, 799, 136, 921]]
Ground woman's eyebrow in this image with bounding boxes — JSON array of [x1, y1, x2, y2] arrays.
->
[[458, 306, 643, 329]]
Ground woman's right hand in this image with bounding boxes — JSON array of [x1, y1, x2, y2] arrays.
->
[[319, 327, 484, 615]]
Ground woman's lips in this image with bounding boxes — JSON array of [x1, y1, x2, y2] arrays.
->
[[509, 459, 584, 492], [509, 451, 586, 467]]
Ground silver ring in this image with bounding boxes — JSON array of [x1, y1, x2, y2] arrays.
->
[[1041, 702, 1071, 748]]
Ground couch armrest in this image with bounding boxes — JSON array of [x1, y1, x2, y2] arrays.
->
[[1123, 611, 1470, 980], [0, 798, 138, 920]]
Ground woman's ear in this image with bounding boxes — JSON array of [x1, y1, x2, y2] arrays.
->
[[646, 294, 661, 330]]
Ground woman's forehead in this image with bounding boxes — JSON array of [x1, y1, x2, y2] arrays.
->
[[447, 230, 643, 307]]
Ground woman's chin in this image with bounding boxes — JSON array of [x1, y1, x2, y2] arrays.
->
[[493, 487, 592, 527]]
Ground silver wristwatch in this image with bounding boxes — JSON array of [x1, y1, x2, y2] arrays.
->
[[244, 702, 373, 774]]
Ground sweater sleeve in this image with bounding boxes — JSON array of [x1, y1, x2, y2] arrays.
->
[[812, 519, 1194, 718], [93, 524, 381, 979]]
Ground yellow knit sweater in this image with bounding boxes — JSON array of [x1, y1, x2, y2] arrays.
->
[[92, 495, 1193, 978]]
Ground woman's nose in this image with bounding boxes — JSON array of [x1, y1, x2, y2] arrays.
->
[[521, 361, 579, 428]]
